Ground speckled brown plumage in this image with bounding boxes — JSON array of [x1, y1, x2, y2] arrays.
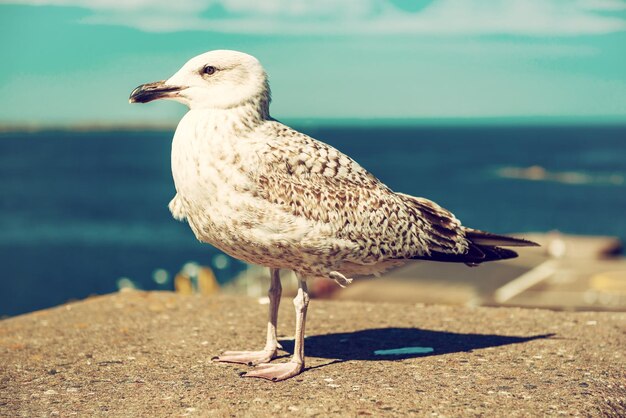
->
[[254, 122, 469, 262]]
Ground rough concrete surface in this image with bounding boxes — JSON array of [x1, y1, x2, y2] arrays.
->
[[1, 291, 624, 417]]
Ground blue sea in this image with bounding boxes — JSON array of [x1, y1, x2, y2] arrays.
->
[[1, 125, 625, 316]]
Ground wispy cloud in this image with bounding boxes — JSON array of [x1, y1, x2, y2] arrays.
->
[[3, 0, 626, 35]]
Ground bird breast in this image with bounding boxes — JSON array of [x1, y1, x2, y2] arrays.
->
[[169, 110, 296, 265], [171, 110, 254, 200]]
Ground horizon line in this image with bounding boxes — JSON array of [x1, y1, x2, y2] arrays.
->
[[2, 115, 626, 133]]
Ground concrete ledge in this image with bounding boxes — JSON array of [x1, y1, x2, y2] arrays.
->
[[1, 292, 624, 416]]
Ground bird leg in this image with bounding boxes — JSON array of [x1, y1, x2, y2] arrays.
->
[[329, 271, 353, 288], [244, 277, 309, 381], [212, 268, 282, 366]]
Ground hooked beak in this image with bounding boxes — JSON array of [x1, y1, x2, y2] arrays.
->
[[129, 80, 186, 104]]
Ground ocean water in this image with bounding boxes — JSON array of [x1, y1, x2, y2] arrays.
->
[[1, 125, 625, 316]]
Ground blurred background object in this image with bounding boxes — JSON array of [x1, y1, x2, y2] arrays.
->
[[1, 1, 625, 316]]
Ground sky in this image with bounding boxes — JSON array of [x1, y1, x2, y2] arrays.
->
[[1, 0, 626, 127]]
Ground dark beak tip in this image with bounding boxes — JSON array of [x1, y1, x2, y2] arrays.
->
[[128, 84, 147, 104], [128, 80, 180, 105], [129, 86, 142, 104]]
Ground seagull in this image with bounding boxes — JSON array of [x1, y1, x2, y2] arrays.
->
[[129, 50, 538, 381]]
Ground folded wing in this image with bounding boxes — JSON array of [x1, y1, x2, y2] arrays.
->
[[252, 123, 470, 264]]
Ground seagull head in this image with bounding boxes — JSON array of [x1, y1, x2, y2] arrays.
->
[[129, 50, 269, 110]]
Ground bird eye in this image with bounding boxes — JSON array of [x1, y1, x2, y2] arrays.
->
[[202, 65, 217, 76]]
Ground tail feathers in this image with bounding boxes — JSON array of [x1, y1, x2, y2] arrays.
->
[[464, 228, 539, 247], [472, 245, 519, 263], [411, 243, 519, 265], [409, 230, 538, 265]]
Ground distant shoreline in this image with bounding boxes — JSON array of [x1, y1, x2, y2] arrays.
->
[[2, 116, 626, 133]]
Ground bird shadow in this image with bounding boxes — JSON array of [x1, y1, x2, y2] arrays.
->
[[279, 328, 554, 362]]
